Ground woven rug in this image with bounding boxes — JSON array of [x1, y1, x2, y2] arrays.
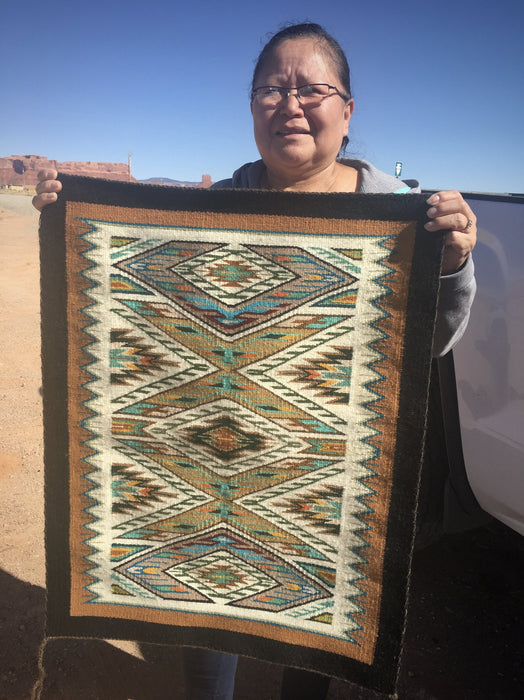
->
[[40, 175, 443, 695]]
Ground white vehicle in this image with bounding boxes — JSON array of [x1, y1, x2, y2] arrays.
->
[[442, 193, 524, 536]]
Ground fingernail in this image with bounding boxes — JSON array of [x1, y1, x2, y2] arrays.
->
[[427, 207, 437, 217], [424, 221, 436, 230], [426, 194, 440, 205]]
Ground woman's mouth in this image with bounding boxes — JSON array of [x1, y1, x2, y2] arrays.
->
[[276, 129, 310, 137]]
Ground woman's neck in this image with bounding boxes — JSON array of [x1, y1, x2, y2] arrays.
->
[[261, 161, 359, 193]]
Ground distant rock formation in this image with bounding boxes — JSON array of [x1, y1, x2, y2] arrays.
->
[[0, 154, 134, 187], [0, 155, 214, 189], [140, 175, 213, 188]]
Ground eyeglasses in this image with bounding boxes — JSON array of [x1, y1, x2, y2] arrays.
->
[[251, 83, 348, 107]]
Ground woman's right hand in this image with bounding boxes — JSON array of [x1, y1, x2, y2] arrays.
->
[[32, 170, 62, 211]]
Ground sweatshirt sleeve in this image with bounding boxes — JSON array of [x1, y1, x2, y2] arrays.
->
[[432, 256, 476, 357]]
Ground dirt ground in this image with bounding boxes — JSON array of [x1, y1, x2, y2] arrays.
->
[[0, 193, 522, 699]]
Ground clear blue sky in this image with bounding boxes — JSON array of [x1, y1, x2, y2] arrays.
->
[[2, 0, 523, 193]]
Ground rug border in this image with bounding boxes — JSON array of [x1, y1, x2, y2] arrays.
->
[[40, 175, 443, 695], [49, 172, 431, 220]]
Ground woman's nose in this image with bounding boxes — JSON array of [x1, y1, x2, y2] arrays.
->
[[279, 92, 304, 115]]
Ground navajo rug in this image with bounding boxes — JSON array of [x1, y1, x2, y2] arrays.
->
[[40, 175, 443, 695]]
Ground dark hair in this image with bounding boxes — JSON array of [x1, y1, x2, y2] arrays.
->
[[251, 23, 352, 153]]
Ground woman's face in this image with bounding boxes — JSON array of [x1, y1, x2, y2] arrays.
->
[[251, 38, 354, 183]]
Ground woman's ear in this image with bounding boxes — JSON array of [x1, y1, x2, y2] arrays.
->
[[343, 98, 354, 131]]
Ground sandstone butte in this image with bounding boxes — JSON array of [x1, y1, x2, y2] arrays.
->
[[0, 154, 213, 188]]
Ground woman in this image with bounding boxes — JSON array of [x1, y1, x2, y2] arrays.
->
[[33, 22, 477, 700]]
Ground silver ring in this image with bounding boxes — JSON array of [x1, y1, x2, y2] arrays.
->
[[463, 218, 473, 231]]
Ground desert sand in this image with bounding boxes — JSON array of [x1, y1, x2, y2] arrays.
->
[[0, 197, 44, 585], [0, 192, 522, 699]]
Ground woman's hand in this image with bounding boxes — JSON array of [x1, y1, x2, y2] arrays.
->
[[32, 169, 62, 211], [425, 190, 477, 275]]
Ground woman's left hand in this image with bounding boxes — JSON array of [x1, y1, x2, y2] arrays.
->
[[425, 190, 477, 275]]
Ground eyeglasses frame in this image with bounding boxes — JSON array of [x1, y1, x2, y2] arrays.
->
[[251, 83, 349, 106]]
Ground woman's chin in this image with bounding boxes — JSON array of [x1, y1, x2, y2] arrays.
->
[[266, 146, 314, 171]]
